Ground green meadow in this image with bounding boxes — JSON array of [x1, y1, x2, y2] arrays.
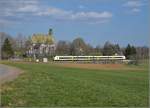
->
[[1, 61, 149, 107]]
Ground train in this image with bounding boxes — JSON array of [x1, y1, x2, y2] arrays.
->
[[54, 56, 126, 61]]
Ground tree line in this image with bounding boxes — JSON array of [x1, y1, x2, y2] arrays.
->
[[55, 38, 148, 61], [0, 32, 149, 60]]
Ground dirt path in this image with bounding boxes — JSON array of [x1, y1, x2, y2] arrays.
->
[[55, 63, 145, 71], [0, 64, 23, 84]]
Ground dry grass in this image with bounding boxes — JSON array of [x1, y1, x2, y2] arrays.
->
[[54, 63, 145, 71]]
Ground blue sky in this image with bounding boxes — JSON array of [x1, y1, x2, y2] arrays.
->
[[0, 0, 149, 47]]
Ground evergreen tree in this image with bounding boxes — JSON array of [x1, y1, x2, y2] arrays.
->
[[125, 44, 137, 59], [2, 38, 14, 59], [125, 44, 131, 58]]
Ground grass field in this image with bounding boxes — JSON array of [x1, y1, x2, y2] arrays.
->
[[0, 61, 149, 107]]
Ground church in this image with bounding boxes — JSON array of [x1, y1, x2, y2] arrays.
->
[[28, 29, 56, 59]]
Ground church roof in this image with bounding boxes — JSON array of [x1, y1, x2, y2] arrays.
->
[[31, 33, 54, 44]]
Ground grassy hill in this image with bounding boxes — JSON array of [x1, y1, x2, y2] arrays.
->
[[1, 61, 149, 107]]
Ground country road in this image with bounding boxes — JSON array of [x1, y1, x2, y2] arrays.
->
[[0, 64, 22, 84], [0, 64, 11, 76]]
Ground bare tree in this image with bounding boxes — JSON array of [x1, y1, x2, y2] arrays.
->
[[13, 33, 28, 58], [56, 40, 71, 55], [71, 37, 87, 56], [102, 41, 116, 56], [136, 46, 149, 59]]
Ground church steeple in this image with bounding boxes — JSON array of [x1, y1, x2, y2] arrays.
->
[[48, 28, 53, 36]]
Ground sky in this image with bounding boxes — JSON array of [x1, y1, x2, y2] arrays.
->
[[0, 0, 149, 47]]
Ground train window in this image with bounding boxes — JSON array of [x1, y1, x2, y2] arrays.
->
[[77, 57, 88, 59], [59, 57, 72, 59]]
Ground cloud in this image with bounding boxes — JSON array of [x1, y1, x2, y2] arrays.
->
[[70, 11, 112, 20], [18, 5, 39, 13], [36, 7, 72, 18], [131, 8, 141, 12], [0, 19, 15, 29], [78, 5, 86, 9], [36, 7, 112, 22], [0, 0, 39, 16], [0, 0, 40, 28], [123, 0, 146, 13], [0, 0, 113, 27], [123, 1, 144, 7]]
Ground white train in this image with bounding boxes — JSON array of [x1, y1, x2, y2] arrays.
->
[[54, 56, 126, 61]]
